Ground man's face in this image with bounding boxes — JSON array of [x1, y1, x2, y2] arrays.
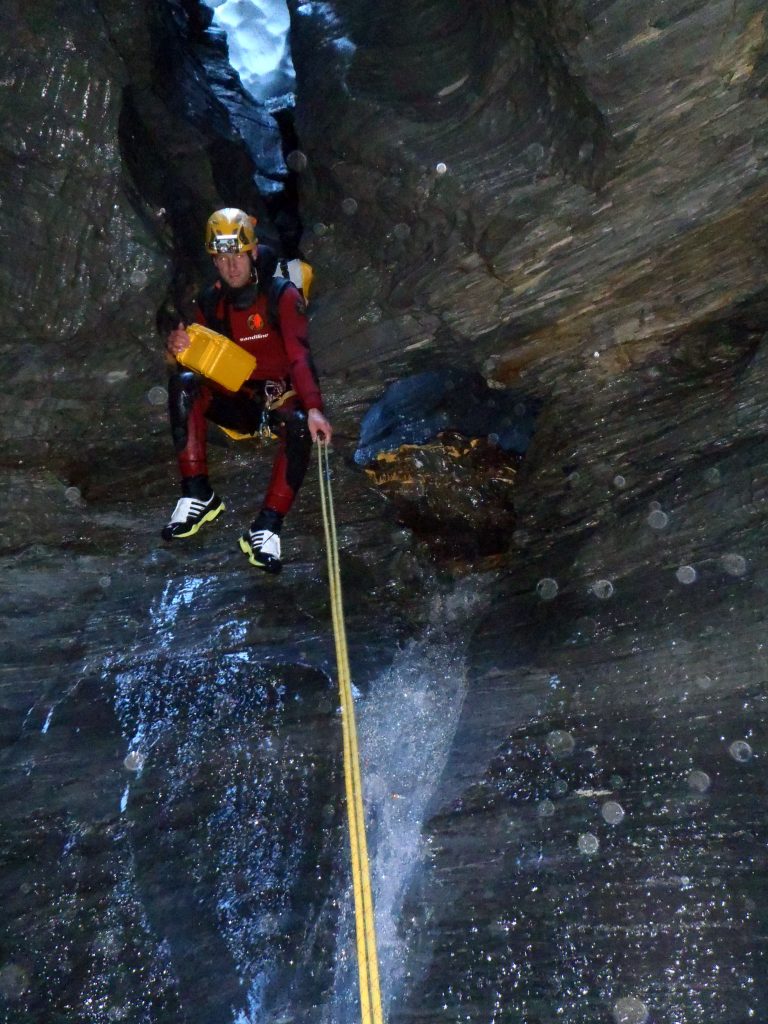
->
[[213, 251, 253, 289]]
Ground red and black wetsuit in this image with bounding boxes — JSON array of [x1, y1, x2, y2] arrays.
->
[[168, 274, 323, 517]]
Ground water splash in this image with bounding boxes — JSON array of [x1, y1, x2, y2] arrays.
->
[[324, 577, 493, 1021]]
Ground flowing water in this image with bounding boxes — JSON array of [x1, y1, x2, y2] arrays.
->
[[320, 578, 494, 1024]]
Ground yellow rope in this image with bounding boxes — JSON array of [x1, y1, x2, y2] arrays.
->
[[317, 442, 384, 1024]]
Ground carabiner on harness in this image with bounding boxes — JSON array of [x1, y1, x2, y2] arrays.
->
[[259, 380, 287, 439]]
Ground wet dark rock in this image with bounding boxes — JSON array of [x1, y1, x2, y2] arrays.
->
[[363, 432, 519, 559], [354, 368, 539, 464], [121, 657, 345, 1022], [392, 332, 768, 1022], [292, 0, 768, 386]]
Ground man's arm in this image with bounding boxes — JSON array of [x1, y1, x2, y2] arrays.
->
[[278, 287, 333, 443], [166, 299, 209, 363]]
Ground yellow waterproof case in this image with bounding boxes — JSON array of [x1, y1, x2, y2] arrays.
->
[[177, 323, 256, 392]]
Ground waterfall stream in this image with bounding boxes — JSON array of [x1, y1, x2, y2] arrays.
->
[[322, 577, 493, 1024]]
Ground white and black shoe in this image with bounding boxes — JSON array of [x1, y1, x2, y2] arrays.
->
[[239, 527, 282, 574], [161, 493, 225, 541]]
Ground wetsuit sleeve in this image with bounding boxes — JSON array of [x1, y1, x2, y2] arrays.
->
[[278, 286, 324, 411]]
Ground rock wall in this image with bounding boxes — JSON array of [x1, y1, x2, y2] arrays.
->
[[289, 0, 768, 387]]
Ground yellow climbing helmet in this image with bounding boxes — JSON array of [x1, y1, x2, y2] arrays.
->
[[205, 208, 257, 255]]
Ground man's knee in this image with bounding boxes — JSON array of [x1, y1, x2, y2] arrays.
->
[[168, 370, 199, 404], [281, 407, 311, 493], [168, 371, 200, 452], [284, 407, 311, 449]]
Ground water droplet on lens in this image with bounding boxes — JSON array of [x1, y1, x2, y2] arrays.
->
[[536, 578, 559, 601], [64, 486, 81, 504], [435, 161, 448, 174], [578, 616, 598, 637], [647, 509, 668, 529], [393, 222, 411, 240], [286, 149, 308, 172], [720, 553, 747, 577], [546, 730, 575, 757], [601, 800, 625, 824], [676, 565, 697, 585], [591, 579, 614, 599], [613, 474, 626, 488], [578, 832, 599, 855], [313, 222, 328, 237], [129, 269, 148, 287], [524, 142, 545, 166], [341, 197, 358, 215], [704, 466, 721, 484], [99, 575, 112, 590], [695, 673, 713, 690], [537, 799, 555, 817], [147, 385, 167, 406], [728, 740, 753, 763], [552, 778, 568, 795], [687, 770, 711, 792], [609, 774, 624, 788], [613, 996, 649, 1024], [649, 500, 661, 511], [123, 751, 145, 772]]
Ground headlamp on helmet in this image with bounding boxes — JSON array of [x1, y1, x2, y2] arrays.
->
[[205, 208, 257, 255]]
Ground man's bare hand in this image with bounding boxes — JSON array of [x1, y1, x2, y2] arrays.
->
[[167, 322, 191, 358], [308, 408, 333, 444]]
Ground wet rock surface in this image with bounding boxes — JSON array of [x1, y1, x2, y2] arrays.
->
[[363, 433, 519, 559], [1, 0, 768, 1022], [354, 369, 539, 464], [292, 0, 768, 381], [394, 342, 768, 1022]]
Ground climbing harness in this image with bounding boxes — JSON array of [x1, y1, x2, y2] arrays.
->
[[317, 442, 384, 1024], [217, 383, 297, 443], [258, 382, 296, 439]]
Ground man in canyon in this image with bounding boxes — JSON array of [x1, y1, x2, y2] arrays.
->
[[162, 207, 332, 574]]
